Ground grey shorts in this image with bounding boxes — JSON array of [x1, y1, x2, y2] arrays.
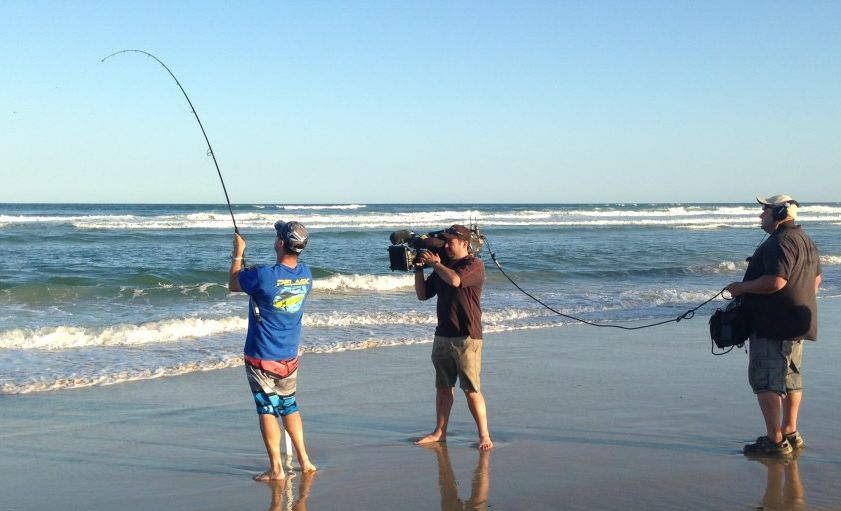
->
[[748, 336, 803, 396], [431, 335, 483, 392]]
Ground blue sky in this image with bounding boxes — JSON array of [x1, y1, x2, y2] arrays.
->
[[2, 1, 839, 204]]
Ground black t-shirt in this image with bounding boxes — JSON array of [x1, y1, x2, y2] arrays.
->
[[426, 255, 484, 339], [742, 222, 821, 340]]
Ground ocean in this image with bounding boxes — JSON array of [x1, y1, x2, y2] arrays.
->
[[2, 202, 839, 394]]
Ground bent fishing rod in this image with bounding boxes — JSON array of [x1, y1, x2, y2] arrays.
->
[[101, 49, 239, 234], [482, 236, 727, 331]]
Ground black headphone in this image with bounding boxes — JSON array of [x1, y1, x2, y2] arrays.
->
[[772, 204, 789, 221]]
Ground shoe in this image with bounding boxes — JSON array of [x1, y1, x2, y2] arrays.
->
[[785, 431, 806, 450], [743, 436, 793, 457]]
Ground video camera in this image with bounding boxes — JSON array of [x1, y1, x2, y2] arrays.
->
[[387, 225, 485, 271]]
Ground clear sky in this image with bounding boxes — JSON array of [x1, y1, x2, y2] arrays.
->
[[2, 1, 839, 204]]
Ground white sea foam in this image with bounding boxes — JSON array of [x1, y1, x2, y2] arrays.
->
[[277, 204, 367, 210], [1, 357, 244, 394], [0, 308, 550, 352], [0, 317, 248, 350], [306, 311, 435, 327], [616, 288, 727, 307], [0, 214, 138, 225], [304, 337, 429, 354], [821, 255, 841, 265], [3, 204, 840, 231], [314, 273, 414, 292], [687, 260, 748, 274]]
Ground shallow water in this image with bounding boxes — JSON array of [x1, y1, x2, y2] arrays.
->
[[2, 202, 839, 393]]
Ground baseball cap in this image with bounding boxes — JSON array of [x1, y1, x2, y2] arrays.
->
[[756, 194, 800, 220], [756, 194, 799, 207], [274, 220, 309, 253], [440, 224, 472, 241]]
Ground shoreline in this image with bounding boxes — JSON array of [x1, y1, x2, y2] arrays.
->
[[2, 298, 841, 510]]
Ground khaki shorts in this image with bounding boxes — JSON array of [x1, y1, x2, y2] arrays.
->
[[431, 335, 483, 392], [748, 336, 803, 396]]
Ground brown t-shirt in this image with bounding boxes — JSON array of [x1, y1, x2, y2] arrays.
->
[[742, 222, 821, 340], [426, 255, 484, 339]]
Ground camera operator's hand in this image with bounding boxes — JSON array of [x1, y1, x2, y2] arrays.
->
[[417, 250, 440, 268]]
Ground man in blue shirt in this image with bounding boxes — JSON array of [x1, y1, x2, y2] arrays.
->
[[229, 220, 316, 481]]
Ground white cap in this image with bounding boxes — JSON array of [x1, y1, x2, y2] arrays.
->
[[757, 194, 800, 219]]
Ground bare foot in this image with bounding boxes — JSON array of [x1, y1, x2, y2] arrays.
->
[[415, 432, 446, 445], [299, 459, 317, 473], [254, 468, 286, 481], [478, 436, 494, 451]]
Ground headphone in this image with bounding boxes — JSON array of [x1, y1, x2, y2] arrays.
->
[[772, 204, 789, 221]]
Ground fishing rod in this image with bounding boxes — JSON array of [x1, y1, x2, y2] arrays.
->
[[101, 49, 239, 234]]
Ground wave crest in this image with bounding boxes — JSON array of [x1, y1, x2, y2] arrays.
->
[[314, 273, 413, 292], [0, 317, 246, 350]]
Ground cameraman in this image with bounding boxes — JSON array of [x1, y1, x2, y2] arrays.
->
[[414, 224, 493, 451]]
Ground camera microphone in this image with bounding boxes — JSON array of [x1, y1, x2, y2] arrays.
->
[[389, 230, 416, 245]]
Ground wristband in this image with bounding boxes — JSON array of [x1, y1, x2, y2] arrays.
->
[[231, 256, 243, 261]]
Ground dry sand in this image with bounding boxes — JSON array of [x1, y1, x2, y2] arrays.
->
[[3, 298, 841, 510]]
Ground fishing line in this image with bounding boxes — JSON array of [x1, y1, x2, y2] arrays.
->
[[101, 49, 239, 233], [482, 236, 725, 330]]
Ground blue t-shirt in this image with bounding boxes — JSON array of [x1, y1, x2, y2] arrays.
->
[[239, 263, 313, 361]]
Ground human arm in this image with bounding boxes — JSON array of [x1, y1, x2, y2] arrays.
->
[[418, 250, 462, 287], [414, 267, 429, 300], [815, 273, 822, 294], [228, 233, 246, 292], [725, 275, 787, 298]]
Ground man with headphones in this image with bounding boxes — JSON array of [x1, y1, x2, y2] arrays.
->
[[229, 221, 317, 480], [726, 195, 822, 457]]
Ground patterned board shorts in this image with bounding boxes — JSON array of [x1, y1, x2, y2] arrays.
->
[[245, 362, 298, 416], [431, 335, 483, 392], [748, 336, 803, 396]]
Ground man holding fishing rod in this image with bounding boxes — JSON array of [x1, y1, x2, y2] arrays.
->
[[229, 221, 317, 480], [726, 194, 821, 457]]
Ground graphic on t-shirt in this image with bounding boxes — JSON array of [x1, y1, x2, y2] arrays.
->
[[272, 286, 308, 313]]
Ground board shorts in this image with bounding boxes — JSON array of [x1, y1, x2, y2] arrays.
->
[[431, 335, 483, 392], [245, 358, 298, 416], [748, 336, 803, 396]]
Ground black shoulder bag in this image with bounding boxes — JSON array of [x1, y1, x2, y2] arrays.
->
[[709, 297, 749, 352]]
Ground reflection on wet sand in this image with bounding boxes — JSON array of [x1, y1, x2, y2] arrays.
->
[[264, 471, 316, 511], [751, 455, 805, 511], [424, 443, 490, 511]]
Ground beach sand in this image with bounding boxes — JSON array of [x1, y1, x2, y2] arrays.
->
[[3, 298, 841, 510]]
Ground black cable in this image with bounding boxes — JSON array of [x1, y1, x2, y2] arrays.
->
[[101, 49, 239, 234], [482, 237, 724, 330], [711, 340, 741, 356]]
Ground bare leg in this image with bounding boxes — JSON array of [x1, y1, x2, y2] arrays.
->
[[465, 390, 493, 450], [255, 414, 285, 481], [757, 391, 784, 443], [281, 411, 317, 472], [416, 387, 454, 444], [782, 391, 802, 435]]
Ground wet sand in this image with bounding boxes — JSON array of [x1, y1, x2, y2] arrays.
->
[[2, 298, 841, 510]]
